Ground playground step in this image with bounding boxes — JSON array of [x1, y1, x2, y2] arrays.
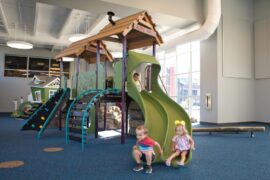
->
[[74, 103, 88, 109], [70, 110, 84, 117], [69, 134, 87, 143], [69, 127, 86, 134], [69, 119, 87, 126]]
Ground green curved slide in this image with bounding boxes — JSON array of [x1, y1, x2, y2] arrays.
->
[[127, 51, 192, 166]]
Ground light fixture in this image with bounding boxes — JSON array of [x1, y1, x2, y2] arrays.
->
[[111, 52, 122, 58], [62, 57, 74, 62], [7, 40, 33, 50], [68, 34, 88, 42]]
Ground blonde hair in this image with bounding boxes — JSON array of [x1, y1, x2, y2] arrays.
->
[[136, 125, 148, 134], [175, 124, 188, 135]]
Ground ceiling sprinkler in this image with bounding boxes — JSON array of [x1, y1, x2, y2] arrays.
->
[[107, 11, 115, 26]]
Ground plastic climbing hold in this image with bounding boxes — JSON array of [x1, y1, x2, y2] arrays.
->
[[41, 116, 45, 120], [45, 108, 49, 112], [31, 124, 35, 128], [39, 125, 43, 129], [55, 101, 58, 104]]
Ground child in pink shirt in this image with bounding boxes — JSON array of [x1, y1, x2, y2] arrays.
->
[[166, 120, 195, 166]]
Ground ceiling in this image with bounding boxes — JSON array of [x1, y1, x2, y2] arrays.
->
[[0, 0, 201, 52]]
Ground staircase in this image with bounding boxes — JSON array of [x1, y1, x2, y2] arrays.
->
[[66, 88, 120, 149]]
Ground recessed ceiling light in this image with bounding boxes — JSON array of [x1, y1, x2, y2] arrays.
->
[[68, 34, 88, 42], [62, 57, 74, 62], [7, 40, 33, 50]]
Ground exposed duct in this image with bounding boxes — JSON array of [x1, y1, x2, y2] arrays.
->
[[156, 0, 221, 51]]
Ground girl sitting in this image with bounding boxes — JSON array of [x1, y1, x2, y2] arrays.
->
[[166, 120, 195, 166]]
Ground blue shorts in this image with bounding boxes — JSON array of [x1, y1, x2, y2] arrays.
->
[[140, 153, 155, 162]]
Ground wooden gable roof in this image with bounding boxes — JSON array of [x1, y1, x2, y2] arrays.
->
[[55, 11, 163, 62], [55, 41, 113, 64]]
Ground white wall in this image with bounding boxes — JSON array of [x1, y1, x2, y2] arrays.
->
[[254, 0, 270, 123], [216, 0, 255, 123], [200, 0, 255, 123], [0, 47, 59, 112], [200, 32, 218, 123]]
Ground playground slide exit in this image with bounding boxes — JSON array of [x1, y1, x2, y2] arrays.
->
[[127, 52, 192, 166]]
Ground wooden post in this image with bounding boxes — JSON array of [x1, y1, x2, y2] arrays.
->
[[58, 58, 63, 130], [121, 36, 127, 144], [95, 40, 100, 138], [96, 40, 100, 89], [104, 59, 107, 130], [59, 59, 63, 88], [75, 57, 80, 97], [152, 42, 156, 57], [59, 110, 62, 131], [147, 43, 156, 91]]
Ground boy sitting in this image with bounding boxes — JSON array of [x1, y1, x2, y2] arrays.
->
[[133, 125, 163, 174]]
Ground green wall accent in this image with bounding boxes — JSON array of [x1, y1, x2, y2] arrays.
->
[[113, 60, 122, 89], [71, 64, 105, 98]]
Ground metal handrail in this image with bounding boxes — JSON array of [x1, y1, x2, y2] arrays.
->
[[158, 75, 168, 95], [81, 88, 120, 149], [65, 89, 101, 144]]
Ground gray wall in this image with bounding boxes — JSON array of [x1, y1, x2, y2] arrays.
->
[[0, 46, 59, 112], [200, 32, 218, 123], [254, 0, 270, 123], [217, 0, 255, 123], [200, 0, 255, 123]]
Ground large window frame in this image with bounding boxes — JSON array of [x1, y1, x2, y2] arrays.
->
[[4, 55, 70, 79], [157, 42, 200, 121]]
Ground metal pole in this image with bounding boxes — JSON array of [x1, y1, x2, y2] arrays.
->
[[121, 36, 127, 144], [96, 40, 100, 89], [59, 110, 62, 130], [59, 59, 63, 88], [95, 40, 100, 138], [75, 57, 80, 97], [104, 59, 107, 130]]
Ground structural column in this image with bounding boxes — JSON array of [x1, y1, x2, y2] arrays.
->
[[95, 40, 100, 138], [59, 59, 64, 130], [121, 36, 127, 144], [75, 57, 80, 97], [104, 59, 107, 130]]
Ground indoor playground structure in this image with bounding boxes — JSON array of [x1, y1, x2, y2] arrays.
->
[[21, 11, 192, 166]]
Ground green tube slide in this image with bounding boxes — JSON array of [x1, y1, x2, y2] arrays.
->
[[127, 51, 192, 166]]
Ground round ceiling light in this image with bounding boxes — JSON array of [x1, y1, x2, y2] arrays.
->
[[68, 34, 88, 43], [7, 40, 33, 50]]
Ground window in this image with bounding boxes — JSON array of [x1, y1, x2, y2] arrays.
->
[[157, 42, 200, 122], [50, 60, 70, 78], [4, 55, 70, 79], [49, 90, 57, 99], [4, 55, 28, 77], [34, 90, 41, 102]]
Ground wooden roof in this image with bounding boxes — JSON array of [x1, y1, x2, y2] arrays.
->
[[55, 11, 163, 62], [55, 41, 113, 64]]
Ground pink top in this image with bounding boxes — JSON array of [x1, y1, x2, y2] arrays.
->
[[172, 134, 191, 151]]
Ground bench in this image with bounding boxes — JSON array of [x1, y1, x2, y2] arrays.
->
[[193, 126, 266, 138]]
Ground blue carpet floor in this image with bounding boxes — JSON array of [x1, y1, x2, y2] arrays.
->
[[0, 114, 269, 180]]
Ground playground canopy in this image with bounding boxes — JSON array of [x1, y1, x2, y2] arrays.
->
[[55, 11, 163, 62], [55, 41, 113, 64]]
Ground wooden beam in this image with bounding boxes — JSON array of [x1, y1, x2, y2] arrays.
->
[[138, 19, 153, 29], [133, 24, 156, 37]]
